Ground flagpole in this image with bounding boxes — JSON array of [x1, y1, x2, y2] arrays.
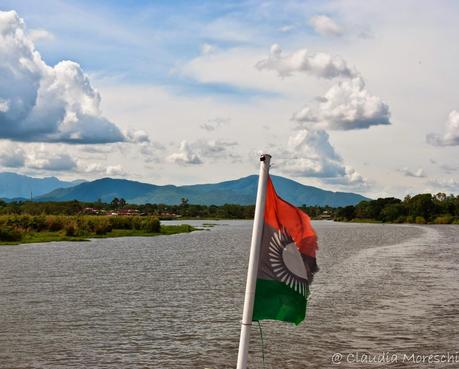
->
[[236, 153, 271, 369]]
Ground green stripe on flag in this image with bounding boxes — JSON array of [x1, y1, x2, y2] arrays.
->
[[252, 279, 309, 325]]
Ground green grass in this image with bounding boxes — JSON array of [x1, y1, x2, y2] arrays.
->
[[160, 224, 196, 234], [349, 218, 384, 223], [0, 224, 197, 246]]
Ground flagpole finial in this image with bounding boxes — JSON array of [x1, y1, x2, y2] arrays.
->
[[260, 153, 271, 162]]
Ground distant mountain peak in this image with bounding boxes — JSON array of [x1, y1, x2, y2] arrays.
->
[[0, 172, 86, 200]]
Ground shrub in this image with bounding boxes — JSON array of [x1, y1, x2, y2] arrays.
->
[[29, 215, 47, 231], [6, 215, 31, 228], [47, 216, 65, 231], [131, 216, 143, 230], [434, 215, 453, 224], [405, 215, 415, 223], [142, 216, 160, 233], [0, 226, 22, 242], [65, 222, 77, 237], [94, 218, 112, 235], [415, 216, 426, 224], [393, 216, 406, 223], [75, 217, 89, 235], [109, 216, 133, 230], [85, 218, 96, 233]]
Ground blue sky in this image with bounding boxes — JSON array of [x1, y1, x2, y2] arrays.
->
[[3, 0, 326, 88], [0, 0, 458, 197]]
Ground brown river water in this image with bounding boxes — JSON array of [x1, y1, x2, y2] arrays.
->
[[0, 221, 458, 369]]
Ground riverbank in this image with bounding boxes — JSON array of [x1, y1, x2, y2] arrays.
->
[[0, 214, 197, 245], [0, 225, 196, 246]]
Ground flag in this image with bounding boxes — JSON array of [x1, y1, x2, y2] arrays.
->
[[252, 176, 318, 325]]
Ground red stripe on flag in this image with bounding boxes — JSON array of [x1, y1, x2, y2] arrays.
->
[[264, 176, 318, 258]]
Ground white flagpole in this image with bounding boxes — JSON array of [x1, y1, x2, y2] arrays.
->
[[236, 153, 271, 369]]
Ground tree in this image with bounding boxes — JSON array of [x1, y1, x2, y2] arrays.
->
[[406, 194, 436, 221], [336, 205, 356, 220], [111, 197, 120, 209], [434, 192, 447, 202], [381, 203, 405, 222]]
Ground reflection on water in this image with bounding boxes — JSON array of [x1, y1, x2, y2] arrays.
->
[[0, 221, 457, 368]]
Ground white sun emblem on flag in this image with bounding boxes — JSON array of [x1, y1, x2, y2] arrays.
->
[[268, 228, 309, 296]]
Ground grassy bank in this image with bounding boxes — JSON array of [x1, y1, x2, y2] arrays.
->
[[0, 215, 196, 245]]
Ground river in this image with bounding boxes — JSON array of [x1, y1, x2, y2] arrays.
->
[[0, 221, 457, 368]]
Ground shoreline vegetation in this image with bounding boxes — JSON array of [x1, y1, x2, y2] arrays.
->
[[1, 192, 458, 245], [0, 214, 196, 246], [333, 193, 459, 225]]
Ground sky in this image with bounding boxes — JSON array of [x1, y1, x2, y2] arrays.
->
[[0, 0, 458, 198]]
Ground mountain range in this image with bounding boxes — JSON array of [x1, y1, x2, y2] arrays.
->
[[31, 174, 369, 206], [0, 172, 85, 200]]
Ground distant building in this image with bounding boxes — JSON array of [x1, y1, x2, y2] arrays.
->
[[117, 209, 142, 216], [317, 210, 333, 220], [82, 207, 102, 215], [159, 212, 179, 219], [82, 207, 144, 216]]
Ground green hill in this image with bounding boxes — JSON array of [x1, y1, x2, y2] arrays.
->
[[37, 175, 369, 206]]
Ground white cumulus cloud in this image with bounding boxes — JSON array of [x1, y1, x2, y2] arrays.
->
[[28, 152, 77, 171], [279, 25, 294, 33], [427, 178, 459, 194], [399, 167, 426, 178], [106, 165, 125, 176], [168, 140, 203, 165], [0, 10, 125, 144], [277, 128, 366, 186], [0, 99, 9, 112], [343, 166, 366, 185], [309, 15, 343, 37], [200, 117, 230, 131], [0, 142, 26, 168], [29, 28, 54, 42], [194, 139, 237, 158], [201, 42, 217, 55], [81, 162, 105, 174], [168, 139, 238, 165], [323, 166, 367, 186], [126, 129, 150, 143], [257, 44, 390, 131], [427, 110, 459, 146], [256, 44, 356, 79], [292, 77, 391, 130], [80, 162, 126, 177]]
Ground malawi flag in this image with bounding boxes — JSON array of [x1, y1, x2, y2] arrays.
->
[[252, 176, 318, 325]]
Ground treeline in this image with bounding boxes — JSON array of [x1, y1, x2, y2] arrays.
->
[[335, 193, 459, 224], [145, 202, 256, 219], [299, 205, 335, 218], [1, 193, 458, 225], [0, 215, 161, 242], [0, 198, 256, 219], [0, 197, 335, 220]]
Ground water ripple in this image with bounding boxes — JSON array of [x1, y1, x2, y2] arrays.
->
[[0, 221, 457, 368]]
